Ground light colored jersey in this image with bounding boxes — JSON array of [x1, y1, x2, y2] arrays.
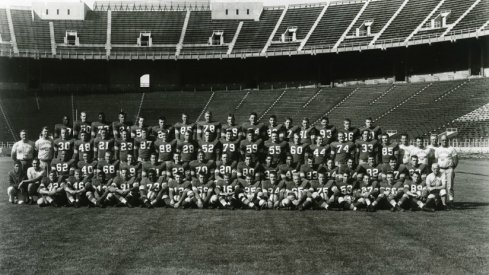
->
[[435, 146, 457, 168], [27, 167, 45, 181], [35, 138, 54, 161], [11, 140, 35, 160], [399, 144, 414, 164], [410, 146, 430, 165], [426, 172, 446, 188]]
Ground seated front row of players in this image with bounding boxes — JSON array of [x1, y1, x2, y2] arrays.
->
[[8, 153, 449, 211]]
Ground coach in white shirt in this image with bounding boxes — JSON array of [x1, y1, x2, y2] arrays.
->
[[435, 135, 458, 206], [35, 127, 54, 172], [11, 129, 35, 174]]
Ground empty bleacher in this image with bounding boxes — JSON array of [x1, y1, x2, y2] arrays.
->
[[0, 9, 11, 42], [260, 88, 318, 121], [342, 0, 403, 46], [305, 1, 364, 48], [413, 0, 477, 39], [203, 90, 249, 122], [11, 9, 51, 52], [233, 9, 283, 53], [451, 0, 489, 32], [184, 11, 240, 45], [232, 90, 284, 123], [52, 11, 107, 45], [377, 0, 441, 42], [111, 11, 186, 45]]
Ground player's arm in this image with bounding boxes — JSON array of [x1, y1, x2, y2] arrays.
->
[[10, 143, 18, 162]]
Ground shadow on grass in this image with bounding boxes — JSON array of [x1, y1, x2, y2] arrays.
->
[[453, 201, 489, 210]]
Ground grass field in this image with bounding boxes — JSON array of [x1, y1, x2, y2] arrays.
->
[[0, 157, 488, 274]]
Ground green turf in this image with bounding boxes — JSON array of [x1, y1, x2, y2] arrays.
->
[[0, 158, 488, 274]]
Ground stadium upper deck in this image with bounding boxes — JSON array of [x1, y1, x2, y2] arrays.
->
[[0, 0, 487, 60]]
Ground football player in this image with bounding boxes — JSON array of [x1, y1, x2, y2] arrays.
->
[[174, 113, 196, 141], [282, 117, 300, 142], [259, 171, 284, 209], [64, 169, 89, 207], [189, 151, 214, 179], [91, 112, 110, 138], [73, 111, 91, 139], [309, 135, 330, 169], [77, 152, 97, 178], [214, 153, 237, 181], [154, 131, 176, 165], [142, 153, 165, 178], [151, 116, 173, 140], [177, 131, 197, 165], [359, 117, 381, 140], [74, 131, 94, 162], [330, 172, 356, 210], [315, 116, 337, 144], [197, 111, 221, 141], [108, 168, 138, 207], [299, 156, 317, 181], [237, 154, 261, 180], [112, 112, 131, 139], [191, 172, 215, 208], [199, 130, 221, 163], [354, 155, 381, 182], [280, 173, 308, 210], [239, 130, 263, 163], [304, 171, 332, 210], [37, 170, 65, 207], [329, 132, 356, 167], [23, 158, 46, 204], [50, 150, 75, 180], [399, 171, 429, 211], [134, 128, 154, 162], [54, 115, 73, 139], [53, 128, 75, 161], [298, 118, 315, 145], [351, 173, 378, 211], [367, 171, 403, 212], [93, 128, 115, 161], [220, 129, 240, 162], [115, 130, 134, 162], [221, 113, 242, 140], [405, 155, 429, 180], [260, 155, 278, 180], [264, 132, 288, 165], [97, 151, 120, 181], [168, 172, 192, 208], [278, 154, 296, 181], [379, 133, 399, 165], [242, 112, 267, 140], [355, 129, 379, 165], [137, 169, 157, 208], [288, 132, 308, 168], [266, 115, 285, 140], [235, 174, 261, 210], [85, 171, 110, 207], [166, 152, 186, 180], [380, 156, 409, 181], [130, 116, 148, 140], [212, 173, 238, 209], [342, 118, 360, 142], [119, 153, 141, 178]]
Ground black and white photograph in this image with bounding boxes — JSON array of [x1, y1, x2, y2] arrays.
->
[[0, 0, 488, 273]]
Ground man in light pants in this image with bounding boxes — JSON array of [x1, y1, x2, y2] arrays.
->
[[435, 135, 458, 208]]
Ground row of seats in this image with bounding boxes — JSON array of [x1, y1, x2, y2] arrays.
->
[[3, 0, 486, 55], [2, 78, 487, 141]]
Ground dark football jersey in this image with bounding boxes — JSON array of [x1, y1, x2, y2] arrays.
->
[[299, 164, 317, 180], [359, 126, 382, 141], [342, 127, 360, 142], [330, 141, 355, 164], [142, 161, 165, 177], [54, 124, 73, 139], [288, 142, 308, 164], [315, 125, 337, 144], [77, 160, 97, 176], [112, 121, 131, 137], [50, 159, 74, 177], [97, 160, 120, 180], [214, 160, 237, 178], [74, 121, 91, 139], [355, 139, 379, 163], [75, 139, 94, 161], [309, 144, 330, 166], [356, 163, 382, 179], [264, 140, 288, 164], [135, 138, 154, 161], [189, 160, 213, 177], [177, 141, 197, 162], [54, 138, 75, 160], [221, 124, 242, 140], [115, 140, 134, 162], [380, 142, 399, 164], [197, 121, 221, 141], [130, 125, 148, 139], [91, 121, 110, 137], [220, 139, 240, 161], [173, 122, 196, 140], [154, 139, 176, 162], [199, 139, 221, 161], [94, 138, 115, 160]]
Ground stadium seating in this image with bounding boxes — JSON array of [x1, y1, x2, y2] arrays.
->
[[267, 6, 323, 52], [341, 0, 403, 46], [111, 11, 186, 45], [0, 9, 11, 42], [52, 11, 107, 45], [377, 0, 441, 42], [260, 88, 317, 121], [451, 0, 489, 32], [184, 11, 240, 45], [412, 0, 477, 40], [202, 90, 249, 122], [11, 10, 51, 52], [305, 2, 364, 48], [231, 89, 284, 123], [233, 9, 283, 53]]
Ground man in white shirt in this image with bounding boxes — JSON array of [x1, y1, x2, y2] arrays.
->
[[435, 135, 458, 207], [399, 133, 414, 164], [19, 159, 46, 204], [410, 137, 430, 165], [35, 127, 54, 172], [11, 129, 35, 175], [425, 163, 448, 211]]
